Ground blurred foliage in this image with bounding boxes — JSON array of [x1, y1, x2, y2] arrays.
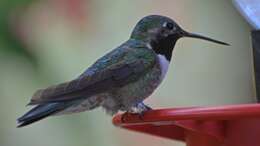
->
[[0, 0, 36, 64]]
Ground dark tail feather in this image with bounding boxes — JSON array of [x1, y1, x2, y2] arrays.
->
[[17, 103, 67, 128]]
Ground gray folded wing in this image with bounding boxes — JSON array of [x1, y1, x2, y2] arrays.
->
[[29, 59, 155, 105]]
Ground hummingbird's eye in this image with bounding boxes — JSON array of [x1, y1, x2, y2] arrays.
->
[[163, 22, 175, 30]]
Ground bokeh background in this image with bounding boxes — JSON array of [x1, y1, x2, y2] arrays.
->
[[0, 0, 255, 146]]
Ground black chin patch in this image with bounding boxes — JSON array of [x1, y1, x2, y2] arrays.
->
[[150, 35, 178, 61]]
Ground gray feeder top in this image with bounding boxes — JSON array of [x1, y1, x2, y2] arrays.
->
[[233, 0, 260, 30]]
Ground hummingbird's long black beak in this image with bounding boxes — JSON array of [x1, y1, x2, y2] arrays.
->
[[180, 30, 230, 46]]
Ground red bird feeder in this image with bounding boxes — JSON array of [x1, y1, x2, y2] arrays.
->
[[113, 103, 260, 146]]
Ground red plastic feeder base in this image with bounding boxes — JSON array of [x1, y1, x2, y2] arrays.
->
[[113, 104, 260, 146]]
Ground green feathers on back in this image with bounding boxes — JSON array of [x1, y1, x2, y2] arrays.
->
[[82, 39, 156, 77]]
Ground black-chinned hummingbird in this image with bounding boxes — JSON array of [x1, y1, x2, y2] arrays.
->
[[17, 15, 229, 127]]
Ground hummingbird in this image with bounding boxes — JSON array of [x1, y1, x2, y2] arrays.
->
[[17, 15, 229, 127]]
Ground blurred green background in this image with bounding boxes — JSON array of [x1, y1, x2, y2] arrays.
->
[[0, 0, 255, 146]]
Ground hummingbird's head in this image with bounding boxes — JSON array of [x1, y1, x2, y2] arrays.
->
[[131, 15, 229, 61], [131, 15, 182, 43]]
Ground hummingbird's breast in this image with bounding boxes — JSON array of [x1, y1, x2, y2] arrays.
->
[[156, 54, 170, 81]]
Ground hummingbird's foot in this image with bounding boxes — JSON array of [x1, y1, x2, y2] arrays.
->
[[131, 102, 152, 120], [121, 102, 152, 122], [137, 102, 153, 112]]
